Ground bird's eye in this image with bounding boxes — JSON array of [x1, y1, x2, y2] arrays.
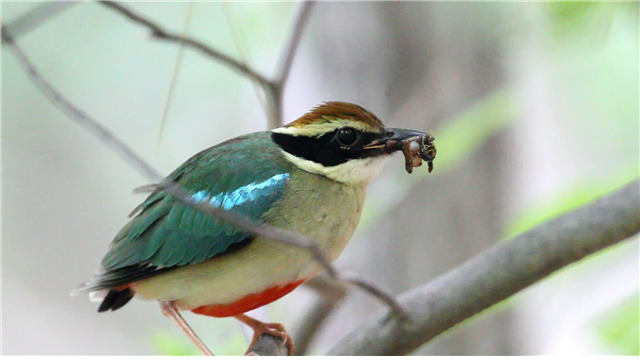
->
[[336, 128, 358, 146]]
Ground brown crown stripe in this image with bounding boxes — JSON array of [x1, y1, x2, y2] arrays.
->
[[285, 101, 385, 129]]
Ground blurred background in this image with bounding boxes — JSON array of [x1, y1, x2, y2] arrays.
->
[[2, 1, 638, 355]]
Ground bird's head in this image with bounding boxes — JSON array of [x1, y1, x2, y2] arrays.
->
[[271, 102, 435, 185]]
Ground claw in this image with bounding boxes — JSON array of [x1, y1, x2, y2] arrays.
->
[[235, 314, 295, 356]]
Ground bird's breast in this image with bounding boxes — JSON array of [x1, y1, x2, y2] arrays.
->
[[263, 169, 368, 265]]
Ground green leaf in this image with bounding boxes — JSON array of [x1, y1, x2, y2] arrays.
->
[[152, 330, 200, 356], [593, 293, 640, 355], [504, 168, 638, 239]]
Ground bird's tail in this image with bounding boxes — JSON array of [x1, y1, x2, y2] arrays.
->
[[97, 288, 134, 312], [71, 281, 134, 312]]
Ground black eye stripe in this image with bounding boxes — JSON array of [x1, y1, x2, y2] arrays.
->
[[271, 130, 384, 167]]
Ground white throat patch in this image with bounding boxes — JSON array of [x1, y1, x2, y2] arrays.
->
[[281, 150, 384, 185]]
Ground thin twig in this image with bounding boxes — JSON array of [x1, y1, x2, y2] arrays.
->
[[157, 1, 195, 152], [99, 1, 272, 89], [1, 26, 162, 183], [4, 1, 314, 131], [274, 1, 315, 88], [340, 274, 407, 320], [100, 1, 314, 129], [264, 1, 315, 129], [1, 24, 405, 318], [2, 2, 78, 40], [221, 3, 269, 123], [303, 274, 349, 301], [263, 85, 283, 130]]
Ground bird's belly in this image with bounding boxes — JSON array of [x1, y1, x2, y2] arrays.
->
[[191, 278, 306, 317], [131, 237, 321, 310]]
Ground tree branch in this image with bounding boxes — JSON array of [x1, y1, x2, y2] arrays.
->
[[327, 179, 640, 355], [1, 25, 163, 183], [99, 1, 272, 89], [2, 2, 78, 40], [264, 1, 315, 129], [246, 334, 290, 356], [274, 1, 315, 89], [99, 1, 315, 129], [1, 21, 405, 324], [157, 1, 194, 150]]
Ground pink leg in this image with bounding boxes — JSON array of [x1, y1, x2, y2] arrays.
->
[[159, 301, 214, 356]]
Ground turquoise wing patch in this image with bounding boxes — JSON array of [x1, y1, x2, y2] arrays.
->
[[101, 172, 290, 270]]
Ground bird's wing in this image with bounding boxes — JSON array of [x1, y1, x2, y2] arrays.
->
[[77, 133, 290, 292]]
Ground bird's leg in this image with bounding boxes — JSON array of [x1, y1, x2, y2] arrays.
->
[[159, 301, 215, 356], [235, 313, 295, 356]]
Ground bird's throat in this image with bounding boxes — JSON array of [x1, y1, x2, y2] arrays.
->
[[280, 150, 383, 185]]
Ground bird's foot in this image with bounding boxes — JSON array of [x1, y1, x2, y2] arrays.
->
[[235, 314, 295, 356], [247, 322, 294, 356]]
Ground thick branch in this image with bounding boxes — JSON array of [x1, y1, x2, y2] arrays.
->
[[328, 180, 640, 355], [246, 334, 290, 356]]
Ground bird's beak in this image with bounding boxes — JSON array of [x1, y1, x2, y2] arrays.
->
[[363, 128, 437, 173], [363, 128, 432, 153]]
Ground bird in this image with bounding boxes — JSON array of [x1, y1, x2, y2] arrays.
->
[[72, 101, 436, 356]]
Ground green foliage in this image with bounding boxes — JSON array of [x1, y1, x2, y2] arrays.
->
[[152, 331, 200, 356], [544, 2, 615, 39], [593, 293, 640, 355], [433, 88, 517, 174], [152, 326, 249, 355], [504, 168, 638, 239]]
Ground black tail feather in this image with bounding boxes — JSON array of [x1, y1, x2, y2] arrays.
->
[[98, 288, 134, 312]]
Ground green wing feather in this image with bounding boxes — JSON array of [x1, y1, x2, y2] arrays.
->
[[82, 132, 290, 291]]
